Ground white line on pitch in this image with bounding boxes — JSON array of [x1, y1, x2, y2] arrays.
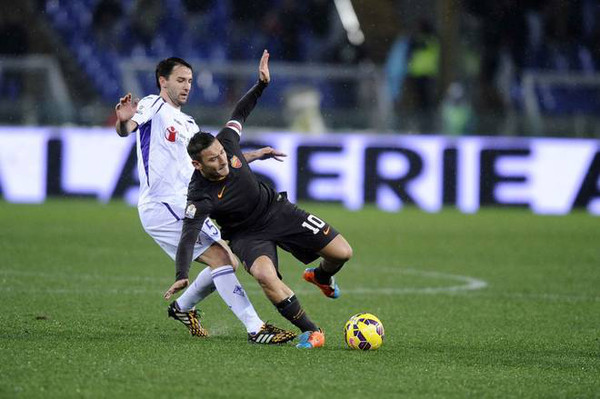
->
[[2, 266, 485, 295]]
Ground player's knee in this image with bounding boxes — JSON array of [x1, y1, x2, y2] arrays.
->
[[322, 235, 353, 264], [249, 262, 278, 288], [250, 268, 270, 286], [333, 238, 353, 263], [344, 245, 353, 262], [338, 245, 353, 263]]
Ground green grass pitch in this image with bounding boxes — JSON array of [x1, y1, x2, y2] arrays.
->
[[1, 200, 599, 398]]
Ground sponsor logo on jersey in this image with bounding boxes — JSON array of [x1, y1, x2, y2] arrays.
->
[[230, 155, 242, 168], [217, 185, 226, 199], [185, 203, 196, 218], [165, 126, 178, 142], [323, 226, 331, 235]]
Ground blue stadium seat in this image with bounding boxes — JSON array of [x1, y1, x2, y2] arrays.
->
[[515, 40, 600, 116], [44, 0, 329, 103]]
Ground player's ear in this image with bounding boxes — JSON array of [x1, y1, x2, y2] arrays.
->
[[191, 159, 202, 171], [159, 75, 168, 89]]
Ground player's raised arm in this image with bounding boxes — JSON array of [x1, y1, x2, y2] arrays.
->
[[258, 49, 270, 84], [115, 93, 140, 137], [228, 50, 271, 126]]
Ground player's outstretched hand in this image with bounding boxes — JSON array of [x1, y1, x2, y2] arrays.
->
[[256, 147, 287, 162], [259, 50, 270, 84], [163, 278, 189, 300], [115, 93, 139, 123]]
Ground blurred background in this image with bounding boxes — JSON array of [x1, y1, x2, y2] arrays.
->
[[2, 0, 600, 137]]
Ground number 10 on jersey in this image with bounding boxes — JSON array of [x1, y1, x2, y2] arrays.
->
[[302, 214, 326, 235]]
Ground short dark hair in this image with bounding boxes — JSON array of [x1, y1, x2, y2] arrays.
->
[[155, 57, 193, 90], [187, 131, 216, 161]]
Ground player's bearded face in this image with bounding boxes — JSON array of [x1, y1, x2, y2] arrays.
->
[[195, 140, 229, 180], [162, 65, 192, 107]]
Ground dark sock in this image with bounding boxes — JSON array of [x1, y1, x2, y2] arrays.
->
[[313, 266, 333, 285], [315, 259, 346, 284], [275, 295, 318, 332]]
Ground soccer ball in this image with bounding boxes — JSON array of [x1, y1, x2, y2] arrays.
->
[[344, 313, 385, 350]]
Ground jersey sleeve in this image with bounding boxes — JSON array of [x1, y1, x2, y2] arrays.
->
[[215, 80, 268, 159], [217, 127, 243, 156], [131, 95, 166, 127], [174, 200, 211, 280], [222, 80, 268, 140]]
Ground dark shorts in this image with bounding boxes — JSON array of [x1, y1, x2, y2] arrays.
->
[[229, 196, 339, 277]]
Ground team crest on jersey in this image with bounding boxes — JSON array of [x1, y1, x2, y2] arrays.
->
[[165, 126, 178, 142], [230, 155, 242, 168], [185, 203, 196, 218]]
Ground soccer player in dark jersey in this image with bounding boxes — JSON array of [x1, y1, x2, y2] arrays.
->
[[171, 50, 353, 349]]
